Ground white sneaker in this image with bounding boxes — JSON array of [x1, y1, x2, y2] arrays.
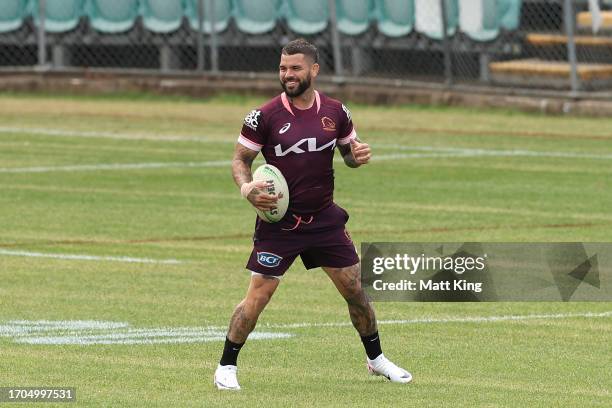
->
[[367, 354, 413, 383], [214, 364, 241, 390]]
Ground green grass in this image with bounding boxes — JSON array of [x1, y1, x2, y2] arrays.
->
[[0, 93, 610, 407]]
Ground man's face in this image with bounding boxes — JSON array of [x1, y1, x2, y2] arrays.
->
[[279, 53, 319, 97]]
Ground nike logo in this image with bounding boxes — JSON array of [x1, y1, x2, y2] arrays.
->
[[232, 347, 240, 351], [369, 336, 379, 342]]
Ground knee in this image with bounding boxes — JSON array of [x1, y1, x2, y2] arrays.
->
[[343, 285, 366, 305], [245, 291, 272, 310]]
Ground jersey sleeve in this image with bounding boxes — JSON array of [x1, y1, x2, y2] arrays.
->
[[337, 103, 357, 146], [238, 109, 266, 151]]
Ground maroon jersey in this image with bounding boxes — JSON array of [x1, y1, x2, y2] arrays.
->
[[238, 91, 357, 215]]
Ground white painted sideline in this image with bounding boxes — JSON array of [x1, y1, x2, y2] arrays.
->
[[2, 125, 611, 162], [252, 311, 612, 330], [0, 153, 450, 174], [0, 155, 403, 174], [0, 320, 293, 345], [0, 126, 216, 143], [1, 312, 609, 345], [374, 144, 612, 161], [7, 320, 129, 329], [17, 331, 293, 345], [0, 320, 129, 336], [0, 160, 232, 174], [2, 145, 611, 174], [0, 249, 183, 265]]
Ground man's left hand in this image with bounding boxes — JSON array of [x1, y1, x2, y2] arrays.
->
[[350, 138, 371, 165]]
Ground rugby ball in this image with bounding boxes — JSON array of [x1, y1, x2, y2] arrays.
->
[[251, 164, 289, 223]]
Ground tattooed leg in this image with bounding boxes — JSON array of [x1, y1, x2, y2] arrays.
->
[[322, 263, 378, 336], [227, 274, 280, 343]]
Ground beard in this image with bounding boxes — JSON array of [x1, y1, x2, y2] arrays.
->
[[281, 74, 311, 97]]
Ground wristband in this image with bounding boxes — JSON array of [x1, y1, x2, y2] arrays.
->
[[240, 181, 258, 199]]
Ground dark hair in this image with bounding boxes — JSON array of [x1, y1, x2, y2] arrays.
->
[[281, 39, 319, 64]]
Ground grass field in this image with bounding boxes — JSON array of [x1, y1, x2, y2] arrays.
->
[[0, 92, 611, 407]]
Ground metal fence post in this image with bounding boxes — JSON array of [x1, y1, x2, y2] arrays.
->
[[440, 0, 453, 87], [197, 0, 205, 72], [329, 0, 344, 78], [209, 0, 219, 73], [563, 0, 580, 94], [37, 0, 47, 69]]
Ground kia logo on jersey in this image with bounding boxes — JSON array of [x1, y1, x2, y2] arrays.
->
[[257, 252, 283, 268], [274, 138, 337, 156]]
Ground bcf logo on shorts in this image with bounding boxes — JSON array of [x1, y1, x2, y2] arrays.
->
[[257, 252, 283, 268]]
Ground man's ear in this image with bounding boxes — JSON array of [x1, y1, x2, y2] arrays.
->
[[311, 63, 320, 78]]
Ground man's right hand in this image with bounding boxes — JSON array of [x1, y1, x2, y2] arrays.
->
[[242, 181, 279, 211]]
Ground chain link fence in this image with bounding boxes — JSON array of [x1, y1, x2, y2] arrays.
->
[[1, 1, 611, 92]]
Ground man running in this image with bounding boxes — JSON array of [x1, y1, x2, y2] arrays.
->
[[214, 39, 412, 390]]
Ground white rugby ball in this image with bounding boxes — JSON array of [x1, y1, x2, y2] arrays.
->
[[251, 164, 289, 223]]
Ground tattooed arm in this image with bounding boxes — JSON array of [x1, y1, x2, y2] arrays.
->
[[232, 144, 277, 211], [337, 136, 371, 168]]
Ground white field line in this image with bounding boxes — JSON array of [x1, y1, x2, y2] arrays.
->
[[0, 320, 294, 345], [2, 148, 611, 174], [2, 125, 611, 161], [255, 311, 612, 330], [0, 156, 396, 174], [9, 312, 610, 337], [0, 321, 129, 336], [1, 313, 609, 345], [372, 145, 612, 161], [0, 154, 444, 174], [16, 332, 293, 345], [0, 160, 232, 174], [0, 249, 184, 265], [6, 320, 129, 329], [18, 337, 228, 345], [5, 125, 610, 155], [10, 328, 229, 339], [0, 126, 216, 143], [0, 323, 218, 338]]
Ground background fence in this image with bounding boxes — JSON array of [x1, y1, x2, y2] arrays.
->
[[1, 0, 611, 93]]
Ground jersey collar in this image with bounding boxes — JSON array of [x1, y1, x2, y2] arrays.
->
[[281, 90, 321, 116]]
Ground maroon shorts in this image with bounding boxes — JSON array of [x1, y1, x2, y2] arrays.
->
[[246, 204, 359, 277]]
